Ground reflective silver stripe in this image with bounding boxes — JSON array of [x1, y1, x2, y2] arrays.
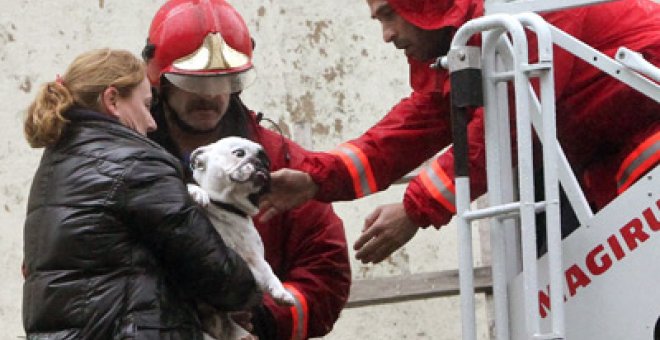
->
[[337, 145, 374, 196], [618, 141, 660, 188], [426, 165, 456, 208]]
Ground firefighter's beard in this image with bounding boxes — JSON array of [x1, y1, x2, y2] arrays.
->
[[166, 99, 226, 134]]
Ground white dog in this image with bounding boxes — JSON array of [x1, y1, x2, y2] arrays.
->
[[187, 137, 295, 339]]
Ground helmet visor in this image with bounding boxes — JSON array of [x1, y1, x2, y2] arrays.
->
[[164, 68, 256, 96]]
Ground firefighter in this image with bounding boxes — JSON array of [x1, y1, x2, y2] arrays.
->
[[260, 0, 660, 263], [143, 0, 351, 338]]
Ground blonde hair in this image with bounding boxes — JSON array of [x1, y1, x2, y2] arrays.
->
[[24, 48, 146, 148]]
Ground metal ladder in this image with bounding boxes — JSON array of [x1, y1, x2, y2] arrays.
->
[[438, 3, 660, 339]]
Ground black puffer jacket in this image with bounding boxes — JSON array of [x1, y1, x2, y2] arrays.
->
[[23, 108, 259, 339]]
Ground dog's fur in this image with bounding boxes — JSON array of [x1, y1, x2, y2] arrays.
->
[[187, 137, 294, 339]]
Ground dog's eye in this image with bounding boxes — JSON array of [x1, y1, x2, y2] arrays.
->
[[232, 149, 246, 158], [190, 157, 205, 171]]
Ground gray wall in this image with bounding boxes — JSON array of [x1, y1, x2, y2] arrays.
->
[[0, 1, 486, 338]]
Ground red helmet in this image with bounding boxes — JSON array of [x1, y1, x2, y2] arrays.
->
[[387, 0, 482, 31], [143, 0, 256, 95]]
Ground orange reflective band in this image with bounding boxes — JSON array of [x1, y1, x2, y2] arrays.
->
[[330, 143, 377, 198], [330, 149, 363, 197], [283, 283, 308, 340], [419, 161, 456, 213], [616, 130, 660, 194]]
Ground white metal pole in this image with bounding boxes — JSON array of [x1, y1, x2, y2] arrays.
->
[[450, 14, 533, 339], [516, 12, 564, 338], [482, 29, 512, 340], [486, 0, 617, 15]]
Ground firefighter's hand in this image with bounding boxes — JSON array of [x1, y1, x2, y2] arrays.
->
[[259, 168, 319, 222], [354, 203, 419, 264]]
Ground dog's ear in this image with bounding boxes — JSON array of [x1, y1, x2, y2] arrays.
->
[[190, 148, 206, 172]]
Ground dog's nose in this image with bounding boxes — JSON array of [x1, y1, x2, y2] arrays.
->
[[251, 157, 270, 185], [252, 170, 269, 188]]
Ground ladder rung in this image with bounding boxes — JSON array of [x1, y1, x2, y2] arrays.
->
[[522, 61, 553, 76], [462, 201, 546, 221], [533, 333, 564, 340], [490, 70, 515, 82]]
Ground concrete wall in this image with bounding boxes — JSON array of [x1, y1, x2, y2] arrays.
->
[[0, 1, 488, 338]]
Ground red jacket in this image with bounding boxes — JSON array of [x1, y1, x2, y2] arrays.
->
[[150, 99, 351, 339], [301, 0, 660, 227]]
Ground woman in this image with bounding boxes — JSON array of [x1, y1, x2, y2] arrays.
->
[[22, 48, 259, 339]]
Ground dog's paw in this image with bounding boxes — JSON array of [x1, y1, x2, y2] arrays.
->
[[202, 332, 218, 340], [272, 289, 296, 306], [188, 184, 210, 207]]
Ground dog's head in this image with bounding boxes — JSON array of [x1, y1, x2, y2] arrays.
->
[[189, 137, 271, 216]]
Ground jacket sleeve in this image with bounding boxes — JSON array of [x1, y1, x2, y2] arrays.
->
[[404, 107, 487, 227], [299, 90, 453, 202], [259, 201, 351, 340], [117, 155, 260, 311]]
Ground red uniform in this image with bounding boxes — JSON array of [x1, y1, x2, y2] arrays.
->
[[300, 0, 660, 227], [150, 102, 351, 340]]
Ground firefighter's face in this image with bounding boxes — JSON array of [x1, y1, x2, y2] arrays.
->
[[165, 83, 231, 132], [367, 0, 451, 61]]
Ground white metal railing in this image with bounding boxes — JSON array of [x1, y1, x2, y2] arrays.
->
[[486, 0, 616, 15], [440, 5, 660, 339], [441, 12, 565, 340]]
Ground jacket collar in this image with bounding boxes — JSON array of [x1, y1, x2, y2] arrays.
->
[[64, 107, 121, 125], [64, 107, 170, 153]]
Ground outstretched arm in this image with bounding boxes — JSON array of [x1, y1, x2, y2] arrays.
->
[[260, 90, 453, 221]]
